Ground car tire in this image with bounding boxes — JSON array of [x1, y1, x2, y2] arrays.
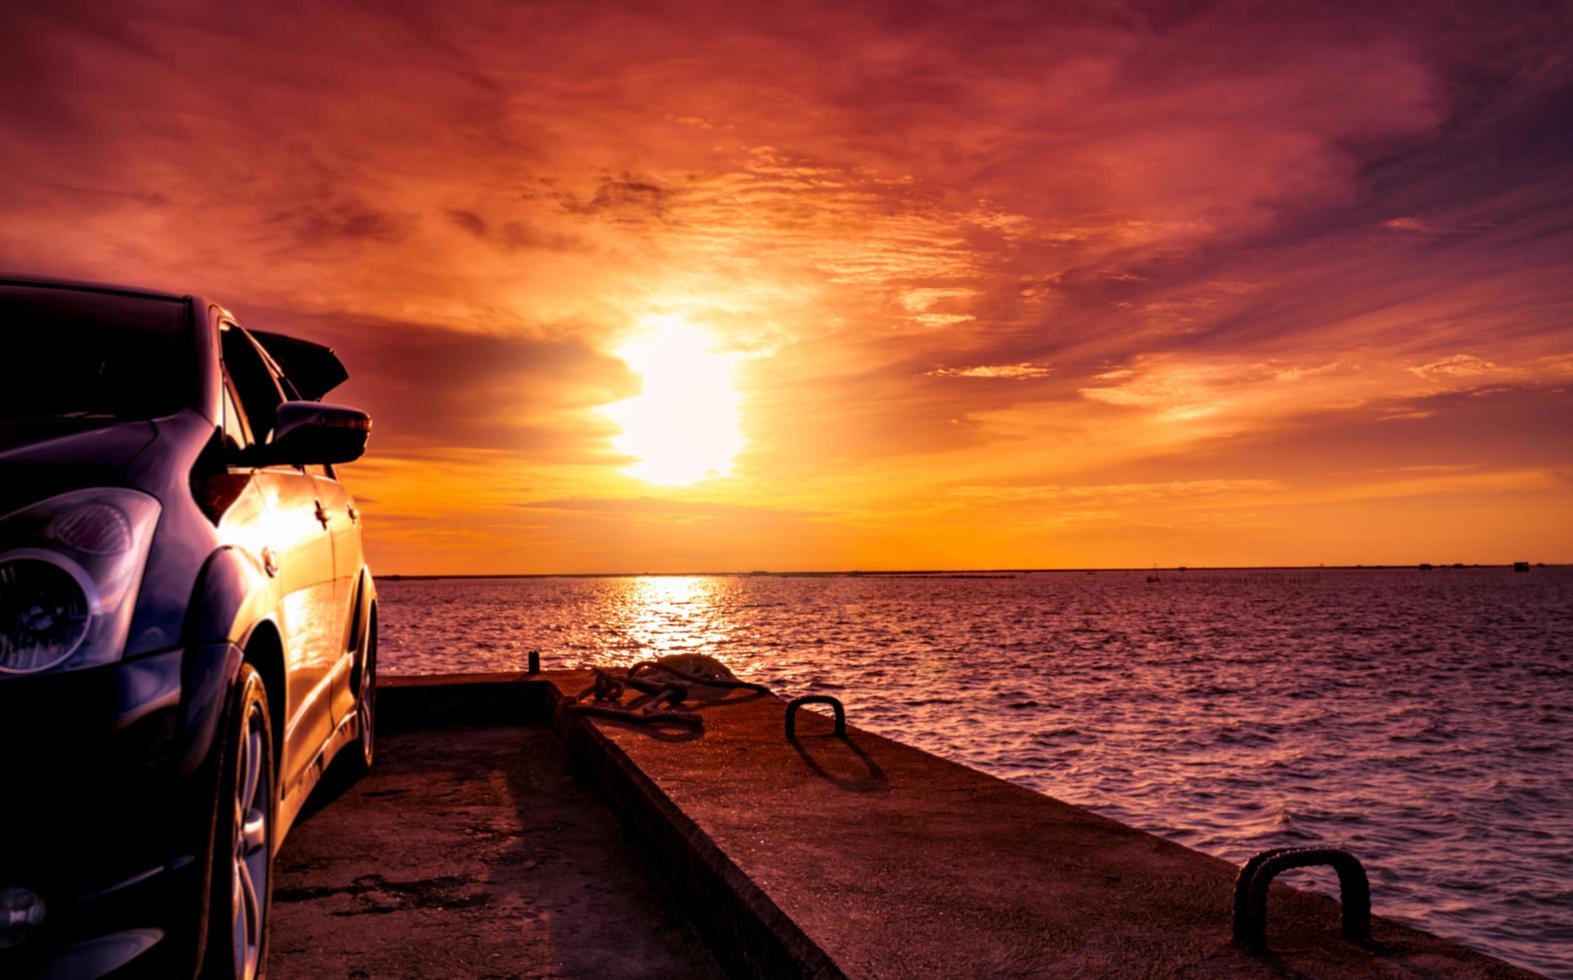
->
[[345, 615, 377, 777], [201, 663, 275, 980]]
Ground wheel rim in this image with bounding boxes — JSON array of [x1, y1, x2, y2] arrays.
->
[[231, 702, 268, 980]]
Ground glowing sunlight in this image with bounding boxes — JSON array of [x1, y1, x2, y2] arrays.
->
[[602, 314, 745, 486], [614, 575, 734, 658]]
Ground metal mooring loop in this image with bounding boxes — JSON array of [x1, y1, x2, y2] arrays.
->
[[785, 695, 846, 740], [1233, 846, 1372, 954]]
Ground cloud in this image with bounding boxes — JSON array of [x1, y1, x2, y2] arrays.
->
[[245, 308, 637, 460], [1382, 216, 1440, 234], [929, 362, 1053, 380], [274, 200, 412, 245], [1410, 354, 1501, 379], [513, 497, 822, 519], [445, 209, 487, 237], [1, 0, 1570, 570], [561, 178, 670, 218], [951, 479, 1284, 505]]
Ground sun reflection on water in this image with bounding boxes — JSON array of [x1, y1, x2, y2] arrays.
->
[[607, 575, 739, 662]]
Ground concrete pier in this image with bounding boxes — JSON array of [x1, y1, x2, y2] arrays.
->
[[273, 672, 1535, 978], [269, 679, 721, 978]]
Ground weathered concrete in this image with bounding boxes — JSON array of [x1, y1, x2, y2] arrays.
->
[[272, 672, 1535, 978], [269, 691, 722, 979], [540, 670, 1535, 979]]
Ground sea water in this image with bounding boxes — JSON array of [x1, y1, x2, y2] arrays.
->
[[377, 567, 1572, 976]]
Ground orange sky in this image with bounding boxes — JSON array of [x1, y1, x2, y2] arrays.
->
[[5, 0, 1571, 573]]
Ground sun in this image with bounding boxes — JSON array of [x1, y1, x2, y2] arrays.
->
[[602, 314, 745, 486]]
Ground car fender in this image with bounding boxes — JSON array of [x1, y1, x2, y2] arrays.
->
[[178, 546, 278, 779], [183, 545, 275, 650], [358, 565, 378, 643], [360, 565, 378, 608]]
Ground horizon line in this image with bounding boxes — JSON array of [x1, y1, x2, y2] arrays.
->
[[378, 561, 1562, 580]]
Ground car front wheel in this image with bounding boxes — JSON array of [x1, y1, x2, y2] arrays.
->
[[348, 614, 376, 775], [203, 663, 274, 980]]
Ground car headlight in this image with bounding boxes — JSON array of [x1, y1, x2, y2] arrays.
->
[[0, 489, 161, 674]]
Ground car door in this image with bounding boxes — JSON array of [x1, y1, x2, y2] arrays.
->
[[308, 463, 363, 720], [221, 322, 338, 792]]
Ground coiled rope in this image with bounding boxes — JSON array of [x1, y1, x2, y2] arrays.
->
[[565, 654, 767, 730]]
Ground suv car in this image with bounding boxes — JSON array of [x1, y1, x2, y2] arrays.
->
[[0, 277, 378, 979]]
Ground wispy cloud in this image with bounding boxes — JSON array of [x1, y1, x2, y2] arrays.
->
[[929, 362, 1052, 380], [951, 479, 1285, 504], [1410, 354, 1501, 379]]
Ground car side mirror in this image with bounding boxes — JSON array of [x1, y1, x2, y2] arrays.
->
[[246, 401, 372, 467]]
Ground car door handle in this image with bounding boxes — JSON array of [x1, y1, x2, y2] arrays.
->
[[346, 504, 360, 525], [314, 500, 331, 529]]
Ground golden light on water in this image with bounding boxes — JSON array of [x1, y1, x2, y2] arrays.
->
[[602, 315, 745, 486], [609, 575, 737, 662]]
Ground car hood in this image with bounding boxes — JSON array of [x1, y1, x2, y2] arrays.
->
[[0, 419, 160, 517]]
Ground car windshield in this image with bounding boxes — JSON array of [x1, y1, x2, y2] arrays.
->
[[0, 284, 191, 423]]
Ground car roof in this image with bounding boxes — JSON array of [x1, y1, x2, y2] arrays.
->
[[0, 272, 190, 304], [0, 273, 351, 398]]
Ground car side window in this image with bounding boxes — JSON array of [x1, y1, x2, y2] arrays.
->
[[221, 324, 284, 444], [220, 380, 250, 452]]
